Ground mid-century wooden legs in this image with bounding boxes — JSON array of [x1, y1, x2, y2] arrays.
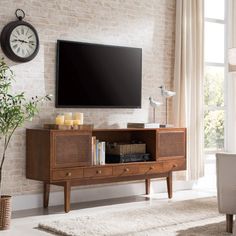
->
[[44, 176, 172, 213], [146, 173, 173, 198], [226, 214, 233, 233], [64, 181, 71, 213], [145, 179, 150, 195], [43, 182, 50, 208], [43, 181, 71, 213], [167, 172, 173, 199]]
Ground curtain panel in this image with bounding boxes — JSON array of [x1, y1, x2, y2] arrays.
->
[[173, 0, 204, 180]]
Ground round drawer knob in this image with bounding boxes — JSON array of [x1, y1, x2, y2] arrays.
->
[[173, 164, 177, 168], [96, 170, 102, 174], [149, 166, 154, 170], [66, 172, 72, 177], [124, 168, 129, 172]]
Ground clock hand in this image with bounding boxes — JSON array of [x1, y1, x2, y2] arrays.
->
[[18, 39, 28, 43]]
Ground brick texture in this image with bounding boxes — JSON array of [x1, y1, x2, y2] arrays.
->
[[0, 0, 176, 195]]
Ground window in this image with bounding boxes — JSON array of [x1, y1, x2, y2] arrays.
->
[[204, 0, 226, 153], [194, 0, 228, 190]]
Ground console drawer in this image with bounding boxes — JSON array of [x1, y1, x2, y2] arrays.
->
[[113, 163, 164, 176], [52, 168, 83, 180], [113, 165, 140, 176], [163, 159, 186, 172], [84, 167, 113, 178], [113, 159, 186, 177]]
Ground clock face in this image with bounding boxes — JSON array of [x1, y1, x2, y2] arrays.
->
[[9, 25, 37, 58], [0, 20, 39, 62]]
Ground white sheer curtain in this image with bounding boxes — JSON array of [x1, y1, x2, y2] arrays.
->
[[226, 0, 236, 153], [173, 0, 204, 180]]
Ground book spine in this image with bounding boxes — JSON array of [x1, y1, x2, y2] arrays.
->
[[127, 123, 144, 128], [97, 142, 102, 165], [91, 136, 96, 165], [96, 140, 100, 165], [92, 140, 106, 165], [100, 142, 106, 165]]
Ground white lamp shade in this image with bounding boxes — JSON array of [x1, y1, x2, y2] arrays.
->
[[228, 48, 236, 72]]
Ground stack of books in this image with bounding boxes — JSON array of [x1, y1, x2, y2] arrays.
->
[[91, 137, 105, 165], [127, 123, 160, 128]]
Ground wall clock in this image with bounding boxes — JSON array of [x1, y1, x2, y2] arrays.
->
[[0, 9, 39, 62]]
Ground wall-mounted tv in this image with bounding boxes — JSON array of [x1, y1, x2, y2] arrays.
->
[[56, 40, 142, 108]]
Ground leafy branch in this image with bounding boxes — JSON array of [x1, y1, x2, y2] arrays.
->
[[0, 58, 52, 194]]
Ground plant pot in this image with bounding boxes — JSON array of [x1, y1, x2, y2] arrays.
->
[[0, 195, 12, 230]]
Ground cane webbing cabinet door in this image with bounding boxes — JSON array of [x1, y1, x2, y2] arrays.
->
[[52, 131, 92, 168]]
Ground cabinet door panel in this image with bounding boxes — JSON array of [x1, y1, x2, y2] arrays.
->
[[53, 132, 91, 168], [157, 130, 186, 159]]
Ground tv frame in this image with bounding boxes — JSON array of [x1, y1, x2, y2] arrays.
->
[[55, 40, 142, 108]]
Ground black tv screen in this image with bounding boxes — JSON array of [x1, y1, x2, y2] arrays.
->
[[56, 40, 142, 108]]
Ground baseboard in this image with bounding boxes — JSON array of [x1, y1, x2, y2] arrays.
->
[[12, 180, 194, 211]]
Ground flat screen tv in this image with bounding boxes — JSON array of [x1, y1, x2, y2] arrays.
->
[[56, 40, 142, 108]]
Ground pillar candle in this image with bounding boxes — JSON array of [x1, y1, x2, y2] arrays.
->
[[64, 120, 73, 126], [55, 115, 64, 125], [64, 112, 72, 120], [73, 120, 81, 125], [74, 112, 84, 124]]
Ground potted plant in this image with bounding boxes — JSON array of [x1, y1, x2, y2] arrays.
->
[[0, 58, 51, 230]]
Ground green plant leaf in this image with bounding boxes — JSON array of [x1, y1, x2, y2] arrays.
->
[[0, 58, 52, 192]]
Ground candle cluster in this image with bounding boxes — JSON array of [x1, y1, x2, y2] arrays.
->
[[55, 112, 84, 126]]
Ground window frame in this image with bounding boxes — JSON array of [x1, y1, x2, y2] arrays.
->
[[204, 0, 227, 153]]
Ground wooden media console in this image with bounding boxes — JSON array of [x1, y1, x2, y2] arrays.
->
[[26, 128, 186, 212]]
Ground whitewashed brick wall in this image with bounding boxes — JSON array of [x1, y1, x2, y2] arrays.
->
[[0, 0, 176, 196]]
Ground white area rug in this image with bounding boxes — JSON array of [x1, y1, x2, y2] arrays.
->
[[38, 197, 228, 236]]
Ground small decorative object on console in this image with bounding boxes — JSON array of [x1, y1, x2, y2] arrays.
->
[[106, 142, 150, 163], [64, 112, 72, 121], [159, 85, 176, 125], [106, 153, 151, 163], [64, 119, 73, 126], [55, 115, 64, 125], [43, 124, 93, 131], [106, 142, 146, 155], [53, 112, 85, 130], [73, 112, 84, 124], [149, 97, 162, 123], [127, 123, 160, 128]]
